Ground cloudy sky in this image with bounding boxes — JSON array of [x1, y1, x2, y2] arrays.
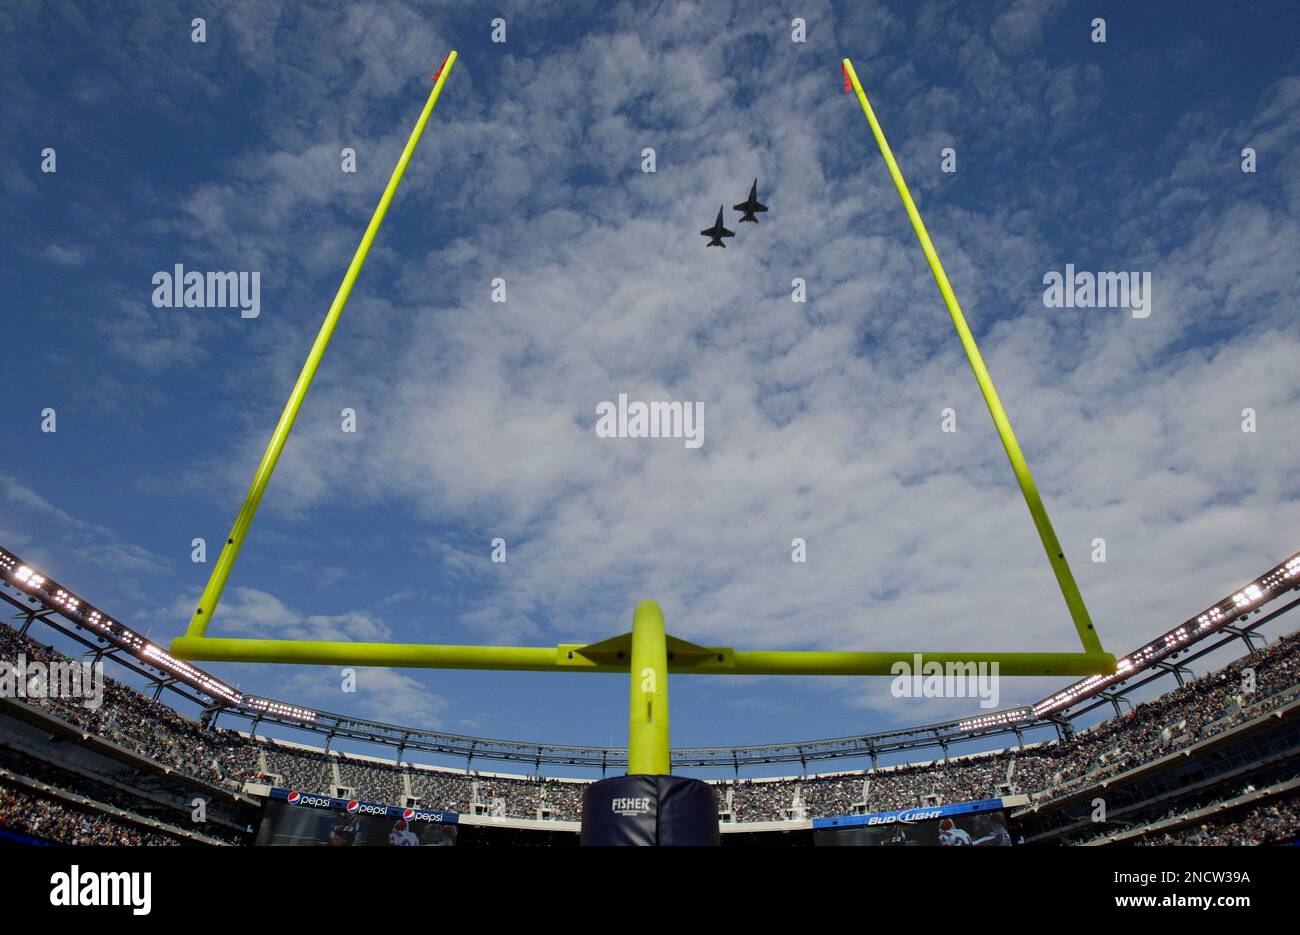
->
[[2, 0, 1297, 774]]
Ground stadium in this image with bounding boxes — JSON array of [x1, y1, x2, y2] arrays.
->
[[4, 543, 1298, 848], [3, 4, 1298, 915]]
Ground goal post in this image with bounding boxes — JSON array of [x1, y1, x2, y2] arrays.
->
[[181, 52, 460, 644], [841, 56, 1105, 659], [171, 55, 1115, 716]]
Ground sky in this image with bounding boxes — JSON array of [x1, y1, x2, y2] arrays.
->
[[1, 0, 1298, 777]]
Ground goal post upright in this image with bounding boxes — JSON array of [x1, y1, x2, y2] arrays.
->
[[183, 52, 460, 641], [840, 56, 1103, 658], [628, 600, 671, 775]]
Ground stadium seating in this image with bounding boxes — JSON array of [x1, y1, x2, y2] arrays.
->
[[1, 623, 1297, 844]]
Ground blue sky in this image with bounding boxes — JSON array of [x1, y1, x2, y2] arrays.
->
[[2, 0, 1298, 776]]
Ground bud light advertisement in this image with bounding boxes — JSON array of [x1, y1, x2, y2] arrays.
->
[[813, 800, 1013, 846]]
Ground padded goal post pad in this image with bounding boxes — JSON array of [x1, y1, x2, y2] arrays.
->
[[580, 774, 720, 846]]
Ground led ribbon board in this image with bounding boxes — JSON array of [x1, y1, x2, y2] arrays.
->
[[171, 54, 1114, 773]]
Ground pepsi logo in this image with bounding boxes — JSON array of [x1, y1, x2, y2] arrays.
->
[[346, 800, 361, 814], [402, 808, 415, 820], [287, 791, 301, 805]]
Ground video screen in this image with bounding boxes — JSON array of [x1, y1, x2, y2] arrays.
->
[[256, 800, 458, 846], [814, 809, 1012, 846]]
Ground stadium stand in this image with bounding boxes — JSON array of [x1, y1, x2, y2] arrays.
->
[[1, 543, 1298, 845], [0, 781, 182, 846], [0, 626, 258, 793], [1, 620, 1297, 842], [407, 764, 474, 813], [1137, 797, 1300, 846]]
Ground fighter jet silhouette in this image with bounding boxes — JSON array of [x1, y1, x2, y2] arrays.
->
[[700, 205, 735, 247], [734, 179, 768, 223]]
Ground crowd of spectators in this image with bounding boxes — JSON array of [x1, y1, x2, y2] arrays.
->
[[337, 754, 406, 804], [0, 781, 182, 845], [1138, 798, 1300, 846], [0, 627, 259, 791], [2, 622, 1298, 833], [1062, 768, 1300, 846], [262, 744, 332, 794], [475, 775, 544, 817], [1011, 632, 1300, 807], [247, 632, 1300, 823], [729, 752, 1011, 821], [540, 779, 584, 819], [408, 767, 474, 812], [730, 778, 799, 821], [0, 747, 245, 844]]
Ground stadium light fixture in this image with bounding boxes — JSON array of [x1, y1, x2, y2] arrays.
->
[[1033, 548, 1300, 717], [169, 53, 1120, 776], [0, 548, 244, 706]]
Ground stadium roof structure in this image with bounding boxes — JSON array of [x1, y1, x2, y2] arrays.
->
[[3, 543, 1297, 772]]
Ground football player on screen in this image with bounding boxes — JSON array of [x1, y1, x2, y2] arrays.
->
[[970, 812, 1012, 846], [388, 818, 420, 846], [329, 816, 360, 846], [937, 817, 972, 845]]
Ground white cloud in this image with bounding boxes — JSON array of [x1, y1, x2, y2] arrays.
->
[[990, 0, 1065, 56], [190, 585, 391, 642], [278, 666, 450, 726], [40, 243, 87, 267], [0, 474, 171, 587]]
